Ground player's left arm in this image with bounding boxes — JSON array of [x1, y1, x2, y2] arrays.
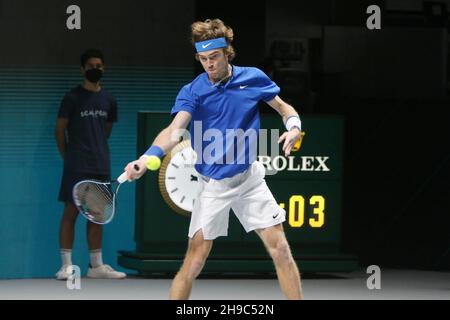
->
[[105, 122, 113, 139], [106, 97, 118, 139], [266, 96, 302, 156]]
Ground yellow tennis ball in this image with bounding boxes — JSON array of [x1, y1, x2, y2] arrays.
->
[[146, 156, 161, 171]]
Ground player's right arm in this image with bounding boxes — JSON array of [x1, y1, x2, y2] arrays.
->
[[55, 118, 68, 159], [124, 110, 192, 180], [55, 93, 74, 160]]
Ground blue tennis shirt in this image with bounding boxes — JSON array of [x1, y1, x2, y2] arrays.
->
[[171, 65, 280, 179]]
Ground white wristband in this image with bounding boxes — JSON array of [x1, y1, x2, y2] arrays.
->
[[285, 116, 301, 132]]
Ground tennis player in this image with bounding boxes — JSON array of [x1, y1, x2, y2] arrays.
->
[[125, 19, 304, 299]]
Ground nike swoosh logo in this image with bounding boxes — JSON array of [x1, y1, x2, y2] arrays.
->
[[239, 85, 248, 89], [202, 43, 212, 49], [273, 213, 279, 219]]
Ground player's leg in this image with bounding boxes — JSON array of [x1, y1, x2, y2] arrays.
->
[[56, 202, 79, 279], [170, 230, 213, 299], [86, 220, 125, 279], [59, 202, 79, 249], [85, 221, 125, 279], [56, 170, 81, 279], [170, 174, 233, 298], [87, 220, 102, 251], [231, 161, 303, 299], [86, 173, 111, 247], [256, 224, 303, 300]]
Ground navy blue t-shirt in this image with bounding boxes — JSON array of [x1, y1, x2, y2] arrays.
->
[[57, 86, 118, 174], [171, 66, 280, 179]]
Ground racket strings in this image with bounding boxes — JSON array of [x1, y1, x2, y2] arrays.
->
[[74, 181, 114, 223], [92, 183, 113, 205]]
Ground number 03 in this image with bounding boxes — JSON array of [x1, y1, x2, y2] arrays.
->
[[281, 195, 325, 228]]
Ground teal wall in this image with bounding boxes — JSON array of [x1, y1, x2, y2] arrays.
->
[[0, 65, 192, 279]]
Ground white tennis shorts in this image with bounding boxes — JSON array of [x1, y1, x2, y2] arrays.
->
[[189, 161, 286, 240]]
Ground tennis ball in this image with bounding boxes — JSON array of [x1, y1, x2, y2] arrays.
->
[[146, 155, 161, 171]]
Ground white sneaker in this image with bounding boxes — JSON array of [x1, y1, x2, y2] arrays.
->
[[87, 264, 126, 279], [55, 264, 74, 280]]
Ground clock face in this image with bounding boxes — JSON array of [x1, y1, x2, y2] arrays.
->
[[158, 140, 201, 215]]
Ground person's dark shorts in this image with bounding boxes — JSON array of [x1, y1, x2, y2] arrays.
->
[[58, 171, 110, 205]]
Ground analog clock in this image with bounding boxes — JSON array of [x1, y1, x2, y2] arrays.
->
[[158, 140, 201, 216]]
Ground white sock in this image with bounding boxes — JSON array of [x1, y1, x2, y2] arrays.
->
[[60, 249, 72, 266], [89, 249, 103, 268]]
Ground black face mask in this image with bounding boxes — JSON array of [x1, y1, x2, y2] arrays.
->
[[85, 68, 103, 83]]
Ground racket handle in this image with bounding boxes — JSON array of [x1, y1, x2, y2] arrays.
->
[[117, 172, 128, 184], [292, 131, 305, 152], [117, 164, 140, 184]]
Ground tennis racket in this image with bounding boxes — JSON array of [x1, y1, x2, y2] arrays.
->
[[72, 165, 139, 224]]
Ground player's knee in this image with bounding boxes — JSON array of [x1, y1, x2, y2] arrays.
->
[[183, 247, 209, 279], [270, 240, 292, 265], [63, 205, 78, 222], [186, 258, 205, 279]]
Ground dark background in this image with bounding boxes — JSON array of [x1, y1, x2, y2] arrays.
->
[[0, 0, 448, 272], [197, 0, 450, 271]]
